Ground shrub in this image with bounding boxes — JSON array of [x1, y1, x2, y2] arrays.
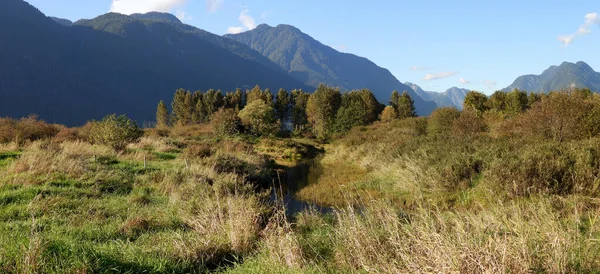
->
[[184, 143, 213, 158], [379, 106, 398, 122], [427, 107, 460, 136], [505, 91, 590, 142], [89, 114, 143, 151], [0, 116, 60, 143], [53, 127, 80, 143], [452, 110, 487, 137], [211, 108, 241, 137], [486, 140, 600, 197]]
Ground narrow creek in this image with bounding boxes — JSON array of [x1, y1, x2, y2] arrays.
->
[[271, 156, 333, 215]]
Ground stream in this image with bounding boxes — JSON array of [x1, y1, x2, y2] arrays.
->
[[271, 156, 333, 215]]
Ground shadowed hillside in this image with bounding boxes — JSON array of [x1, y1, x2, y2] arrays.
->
[[226, 24, 437, 115], [0, 0, 308, 125]]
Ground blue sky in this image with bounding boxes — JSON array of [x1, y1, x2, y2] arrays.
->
[[27, 0, 600, 94]]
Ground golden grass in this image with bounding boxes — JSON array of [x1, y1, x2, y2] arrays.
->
[[330, 197, 600, 273], [127, 136, 178, 153], [0, 142, 19, 153]]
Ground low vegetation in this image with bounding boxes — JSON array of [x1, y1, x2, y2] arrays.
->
[[2, 87, 600, 273]]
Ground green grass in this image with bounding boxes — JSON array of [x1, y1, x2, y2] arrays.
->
[[0, 138, 274, 273], [0, 151, 20, 169]]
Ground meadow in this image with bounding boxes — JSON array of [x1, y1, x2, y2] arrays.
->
[[2, 90, 600, 273]]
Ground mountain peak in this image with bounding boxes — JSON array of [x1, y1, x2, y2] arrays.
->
[[255, 23, 271, 29], [502, 61, 600, 93], [226, 23, 437, 115]]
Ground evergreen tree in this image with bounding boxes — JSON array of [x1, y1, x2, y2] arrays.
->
[[275, 88, 290, 123], [390, 90, 400, 110], [335, 92, 368, 132], [265, 88, 274, 106], [306, 84, 342, 138], [171, 89, 189, 126], [358, 89, 381, 124], [290, 89, 309, 131], [191, 91, 203, 124], [193, 93, 205, 123], [203, 89, 223, 118], [247, 85, 264, 105], [182, 91, 193, 125], [397, 91, 417, 119], [236, 88, 246, 110], [156, 100, 169, 128]]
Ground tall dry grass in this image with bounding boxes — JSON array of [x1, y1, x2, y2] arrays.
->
[[1, 141, 115, 184], [330, 197, 600, 273]]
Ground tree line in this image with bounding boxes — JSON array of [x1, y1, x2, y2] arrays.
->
[[156, 85, 418, 139]]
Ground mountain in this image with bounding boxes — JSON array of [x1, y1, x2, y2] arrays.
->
[[130, 12, 181, 24], [225, 24, 436, 115], [502, 61, 600, 93], [49, 17, 72, 26], [0, 0, 308, 125], [405, 82, 468, 109]]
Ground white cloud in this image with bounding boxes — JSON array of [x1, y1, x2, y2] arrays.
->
[[484, 80, 497, 89], [558, 12, 599, 47], [206, 0, 223, 13], [227, 26, 244, 34], [459, 78, 471, 84], [227, 9, 257, 34], [423, 71, 457, 81], [239, 9, 256, 29], [110, 0, 187, 15]]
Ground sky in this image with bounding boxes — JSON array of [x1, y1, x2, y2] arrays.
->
[[26, 0, 600, 94]]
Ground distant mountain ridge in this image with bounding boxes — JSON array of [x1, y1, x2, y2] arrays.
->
[[49, 16, 72, 26], [502, 61, 600, 93], [225, 24, 436, 115], [405, 82, 468, 109], [130, 12, 182, 24], [0, 0, 307, 125]]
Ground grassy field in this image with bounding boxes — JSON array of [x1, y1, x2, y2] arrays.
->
[[4, 92, 600, 272]]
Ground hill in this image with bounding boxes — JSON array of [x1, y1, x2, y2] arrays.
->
[[0, 0, 307, 125], [225, 24, 436, 115], [405, 82, 468, 109], [502, 61, 600, 93]]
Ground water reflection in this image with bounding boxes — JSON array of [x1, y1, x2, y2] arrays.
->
[[272, 157, 332, 215]]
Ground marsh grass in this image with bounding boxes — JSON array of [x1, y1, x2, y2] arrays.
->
[[4, 106, 600, 273], [0, 136, 277, 273]]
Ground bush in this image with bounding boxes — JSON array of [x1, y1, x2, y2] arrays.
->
[[184, 143, 213, 158], [53, 127, 80, 143], [89, 114, 144, 151], [427, 107, 460, 136], [0, 116, 60, 143], [379, 106, 398, 122], [211, 108, 241, 137], [487, 140, 600, 197], [452, 110, 487, 137]]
